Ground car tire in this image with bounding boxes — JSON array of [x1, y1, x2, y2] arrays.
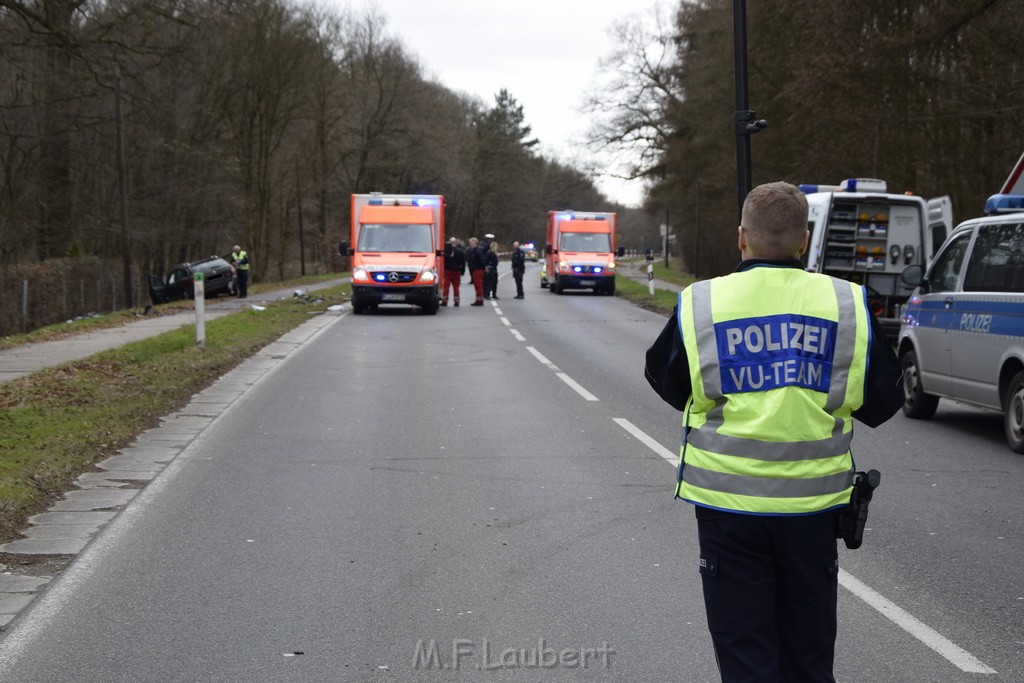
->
[[352, 303, 365, 315], [901, 349, 939, 419], [1003, 370, 1024, 454]]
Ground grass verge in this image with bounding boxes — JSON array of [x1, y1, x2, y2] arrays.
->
[[0, 284, 349, 544], [615, 273, 689, 315]]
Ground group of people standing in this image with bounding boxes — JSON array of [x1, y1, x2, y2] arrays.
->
[[442, 234, 526, 306]]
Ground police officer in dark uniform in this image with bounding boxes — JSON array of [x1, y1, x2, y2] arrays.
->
[[483, 242, 499, 299], [466, 237, 486, 306], [645, 182, 903, 682], [511, 241, 526, 298]]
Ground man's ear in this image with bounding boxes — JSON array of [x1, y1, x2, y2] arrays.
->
[[797, 230, 809, 257], [737, 225, 746, 252]]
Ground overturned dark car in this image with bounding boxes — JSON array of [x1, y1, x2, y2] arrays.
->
[[149, 256, 236, 303]]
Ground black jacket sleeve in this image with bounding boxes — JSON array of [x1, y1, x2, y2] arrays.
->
[[851, 313, 904, 427], [644, 305, 691, 411]]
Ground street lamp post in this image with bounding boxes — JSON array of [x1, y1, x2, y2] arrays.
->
[[733, 0, 767, 220]]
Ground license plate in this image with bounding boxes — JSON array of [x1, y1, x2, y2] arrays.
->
[[381, 293, 406, 302], [580, 280, 596, 286]]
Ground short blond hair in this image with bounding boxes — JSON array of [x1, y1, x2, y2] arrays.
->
[[740, 182, 808, 259]]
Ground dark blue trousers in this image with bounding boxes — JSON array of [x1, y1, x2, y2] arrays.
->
[[695, 506, 840, 682]]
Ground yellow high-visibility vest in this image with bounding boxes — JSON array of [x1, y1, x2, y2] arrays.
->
[[676, 266, 869, 514], [232, 250, 250, 271]]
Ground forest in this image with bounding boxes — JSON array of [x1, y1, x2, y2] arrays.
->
[[590, 0, 1023, 276], [1, 0, 1022, 332]]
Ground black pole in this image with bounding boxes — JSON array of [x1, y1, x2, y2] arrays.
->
[[733, 0, 766, 222], [664, 206, 670, 269], [694, 182, 701, 279], [114, 65, 133, 308], [295, 158, 306, 276]]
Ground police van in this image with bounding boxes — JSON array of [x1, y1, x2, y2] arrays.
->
[[800, 178, 952, 341], [898, 193, 1024, 452]]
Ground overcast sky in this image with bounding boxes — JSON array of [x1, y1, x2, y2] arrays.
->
[[344, 0, 658, 207]]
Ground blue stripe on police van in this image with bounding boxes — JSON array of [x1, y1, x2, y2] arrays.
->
[[715, 313, 838, 394], [907, 297, 1024, 337]]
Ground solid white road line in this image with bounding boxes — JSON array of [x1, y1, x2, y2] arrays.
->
[[838, 570, 996, 674], [611, 417, 997, 676]]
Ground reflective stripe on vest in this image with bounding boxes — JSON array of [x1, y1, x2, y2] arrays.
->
[[233, 251, 250, 270], [677, 269, 869, 514]]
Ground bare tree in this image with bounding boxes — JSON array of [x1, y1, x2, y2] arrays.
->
[[583, 3, 681, 185]]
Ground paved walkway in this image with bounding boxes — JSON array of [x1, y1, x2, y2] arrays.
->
[[0, 279, 347, 385]]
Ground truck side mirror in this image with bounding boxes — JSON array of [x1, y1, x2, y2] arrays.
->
[[546, 244, 553, 254], [616, 246, 625, 257], [338, 241, 350, 256], [901, 264, 924, 287]]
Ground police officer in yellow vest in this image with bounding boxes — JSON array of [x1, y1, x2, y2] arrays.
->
[[231, 245, 250, 299], [645, 182, 902, 682]]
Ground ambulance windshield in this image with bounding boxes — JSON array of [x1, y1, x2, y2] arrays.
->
[[357, 224, 434, 252], [560, 232, 611, 253]]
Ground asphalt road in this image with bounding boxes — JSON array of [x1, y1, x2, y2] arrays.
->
[[0, 262, 1020, 681]]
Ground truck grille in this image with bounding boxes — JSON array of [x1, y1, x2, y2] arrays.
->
[[369, 271, 418, 284]]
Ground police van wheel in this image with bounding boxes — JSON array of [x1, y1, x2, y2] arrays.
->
[[1003, 371, 1024, 453], [901, 349, 939, 419]]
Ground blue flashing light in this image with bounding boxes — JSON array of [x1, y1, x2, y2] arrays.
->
[[839, 178, 887, 193], [984, 194, 1024, 215], [368, 197, 382, 205], [798, 183, 840, 194], [573, 266, 583, 273], [412, 198, 437, 206], [373, 273, 387, 282], [593, 266, 603, 274]]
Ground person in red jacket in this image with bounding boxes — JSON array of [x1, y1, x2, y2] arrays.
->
[[442, 237, 466, 306]]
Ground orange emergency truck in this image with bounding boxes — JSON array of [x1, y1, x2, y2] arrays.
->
[[340, 193, 445, 314], [541, 210, 622, 295]]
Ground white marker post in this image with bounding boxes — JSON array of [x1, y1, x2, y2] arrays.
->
[[647, 263, 655, 297], [193, 272, 205, 348]]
